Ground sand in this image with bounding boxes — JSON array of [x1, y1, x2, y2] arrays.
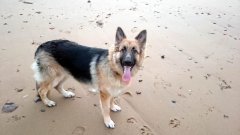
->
[[0, 0, 240, 135]]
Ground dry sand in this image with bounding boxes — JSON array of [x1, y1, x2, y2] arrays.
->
[[0, 0, 240, 135]]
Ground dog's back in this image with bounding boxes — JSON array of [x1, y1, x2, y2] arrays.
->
[[34, 39, 108, 82]]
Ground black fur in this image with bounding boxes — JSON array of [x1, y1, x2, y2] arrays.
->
[[36, 40, 108, 83]]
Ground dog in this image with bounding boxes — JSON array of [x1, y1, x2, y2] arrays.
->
[[31, 27, 147, 128]]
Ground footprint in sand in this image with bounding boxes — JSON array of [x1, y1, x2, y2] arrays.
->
[[140, 125, 154, 135], [127, 117, 137, 124], [169, 118, 180, 128], [218, 78, 231, 90], [72, 126, 85, 135], [154, 78, 172, 89], [123, 91, 133, 97]]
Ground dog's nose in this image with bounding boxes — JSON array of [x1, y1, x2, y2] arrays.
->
[[123, 54, 133, 66], [122, 53, 134, 66], [123, 59, 133, 66]]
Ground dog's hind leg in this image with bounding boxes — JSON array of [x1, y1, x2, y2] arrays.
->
[[34, 82, 42, 102], [54, 77, 75, 98], [38, 80, 56, 107]]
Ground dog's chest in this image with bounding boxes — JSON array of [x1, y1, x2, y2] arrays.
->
[[108, 88, 123, 97], [107, 80, 127, 97], [100, 64, 128, 97]]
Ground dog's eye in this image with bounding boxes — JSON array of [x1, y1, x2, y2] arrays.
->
[[121, 46, 127, 52], [132, 47, 138, 53]]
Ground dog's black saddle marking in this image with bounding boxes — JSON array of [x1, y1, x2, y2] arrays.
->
[[37, 40, 108, 83]]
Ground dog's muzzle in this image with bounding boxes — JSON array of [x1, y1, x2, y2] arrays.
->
[[121, 53, 135, 83]]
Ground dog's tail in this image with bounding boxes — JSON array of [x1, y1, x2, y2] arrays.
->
[[32, 58, 42, 103]]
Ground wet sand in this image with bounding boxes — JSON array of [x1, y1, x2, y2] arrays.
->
[[0, 0, 240, 135]]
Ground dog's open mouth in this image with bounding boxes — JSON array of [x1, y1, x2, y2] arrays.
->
[[122, 66, 132, 83]]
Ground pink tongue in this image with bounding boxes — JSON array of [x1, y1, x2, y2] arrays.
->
[[122, 66, 131, 82]]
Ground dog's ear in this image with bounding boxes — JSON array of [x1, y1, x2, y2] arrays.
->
[[115, 27, 126, 45], [135, 30, 147, 49]]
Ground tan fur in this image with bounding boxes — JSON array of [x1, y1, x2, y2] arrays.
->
[[33, 51, 70, 106], [95, 38, 145, 127]]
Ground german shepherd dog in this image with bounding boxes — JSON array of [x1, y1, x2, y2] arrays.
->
[[31, 27, 147, 128]]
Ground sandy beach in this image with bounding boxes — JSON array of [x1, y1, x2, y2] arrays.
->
[[0, 0, 240, 135]]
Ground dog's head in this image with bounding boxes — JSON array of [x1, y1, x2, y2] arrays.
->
[[109, 27, 147, 83]]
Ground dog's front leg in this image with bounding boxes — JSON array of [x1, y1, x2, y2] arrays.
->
[[100, 91, 115, 128], [110, 97, 121, 112]]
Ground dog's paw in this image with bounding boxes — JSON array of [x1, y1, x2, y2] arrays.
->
[[104, 119, 115, 128], [63, 91, 75, 98], [46, 100, 56, 107], [111, 104, 121, 112]]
